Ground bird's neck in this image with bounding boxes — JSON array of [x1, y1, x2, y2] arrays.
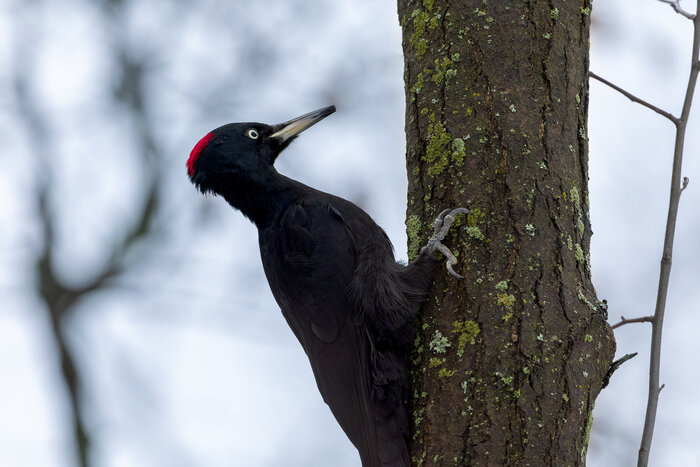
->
[[217, 168, 299, 228]]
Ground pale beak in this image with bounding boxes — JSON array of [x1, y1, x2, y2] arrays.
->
[[270, 105, 336, 144]]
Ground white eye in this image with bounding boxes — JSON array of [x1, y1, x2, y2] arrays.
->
[[247, 129, 259, 139]]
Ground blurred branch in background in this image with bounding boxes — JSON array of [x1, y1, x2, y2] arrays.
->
[[12, 0, 165, 464], [12, 4, 90, 465], [590, 2, 699, 465], [2, 0, 423, 464]]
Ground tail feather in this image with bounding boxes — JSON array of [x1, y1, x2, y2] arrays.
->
[[351, 252, 441, 466], [374, 397, 410, 467]]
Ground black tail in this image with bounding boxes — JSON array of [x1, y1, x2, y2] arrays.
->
[[355, 252, 441, 466]]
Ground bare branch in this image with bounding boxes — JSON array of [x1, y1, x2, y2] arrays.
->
[[602, 352, 638, 389], [12, 8, 93, 463], [11, 1, 168, 465], [638, 4, 700, 466], [589, 71, 679, 124], [658, 0, 696, 19], [611, 315, 654, 330]]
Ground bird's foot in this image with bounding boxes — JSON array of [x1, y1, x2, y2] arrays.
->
[[421, 207, 469, 278]]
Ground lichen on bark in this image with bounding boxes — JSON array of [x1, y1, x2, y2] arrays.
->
[[398, 0, 616, 464]]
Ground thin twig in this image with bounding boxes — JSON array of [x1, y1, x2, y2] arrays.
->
[[602, 352, 638, 388], [659, 0, 696, 19], [589, 71, 679, 124], [638, 3, 700, 466], [611, 315, 654, 330]]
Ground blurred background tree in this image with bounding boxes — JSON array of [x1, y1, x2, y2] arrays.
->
[[1, 0, 698, 466]]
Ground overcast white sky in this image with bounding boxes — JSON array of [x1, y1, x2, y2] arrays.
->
[[1, 0, 699, 466]]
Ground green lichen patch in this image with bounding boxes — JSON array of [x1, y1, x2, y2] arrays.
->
[[425, 122, 453, 176], [429, 357, 445, 368], [452, 138, 466, 166], [410, 9, 430, 58], [570, 186, 581, 205], [407, 215, 423, 261], [581, 404, 594, 463], [569, 186, 586, 235], [409, 4, 441, 59], [466, 207, 483, 225], [494, 371, 515, 392], [466, 226, 484, 240], [410, 71, 425, 97], [574, 243, 585, 263], [497, 292, 516, 310], [452, 320, 480, 357], [429, 330, 451, 353], [438, 368, 457, 378], [495, 280, 508, 291], [465, 207, 486, 238], [577, 290, 598, 311], [431, 56, 457, 85], [412, 407, 425, 441], [525, 223, 536, 236]]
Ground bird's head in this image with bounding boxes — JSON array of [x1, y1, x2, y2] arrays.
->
[[187, 105, 336, 194]]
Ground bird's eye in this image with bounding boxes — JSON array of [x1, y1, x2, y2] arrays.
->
[[247, 129, 259, 139]]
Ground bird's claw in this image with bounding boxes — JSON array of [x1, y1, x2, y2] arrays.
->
[[421, 207, 469, 279]]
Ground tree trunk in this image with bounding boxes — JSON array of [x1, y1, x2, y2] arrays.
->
[[398, 1, 616, 465]]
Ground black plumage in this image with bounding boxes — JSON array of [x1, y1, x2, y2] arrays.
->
[[186, 106, 462, 466]]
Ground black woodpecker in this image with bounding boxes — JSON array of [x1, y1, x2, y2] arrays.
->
[[187, 106, 467, 467]]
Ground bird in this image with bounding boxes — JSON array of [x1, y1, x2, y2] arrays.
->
[[186, 105, 467, 467]]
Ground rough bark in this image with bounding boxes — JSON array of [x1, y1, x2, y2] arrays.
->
[[398, 1, 616, 465]]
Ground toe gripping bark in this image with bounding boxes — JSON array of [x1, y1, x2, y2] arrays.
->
[[421, 208, 469, 279]]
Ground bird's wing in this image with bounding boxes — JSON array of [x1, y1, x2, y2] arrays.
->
[[259, 200, 381, 462]]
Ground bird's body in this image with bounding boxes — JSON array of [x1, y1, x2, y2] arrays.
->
[[258, 179, 439, 467], [187, 106, 463, 466]]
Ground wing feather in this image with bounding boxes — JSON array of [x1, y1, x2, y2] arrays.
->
[[259, 200, 380, 463]]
